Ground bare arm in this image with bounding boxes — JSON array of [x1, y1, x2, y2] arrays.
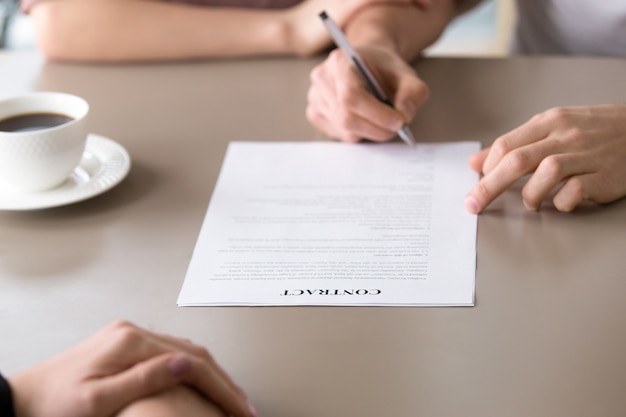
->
[[27, 0, 425, 62], [29, 0, 294, 61], [344, 0, 475, 60]]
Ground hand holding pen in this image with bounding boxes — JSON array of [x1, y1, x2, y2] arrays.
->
[[306, 11, 430, 144], [319, 11, 415, 145]]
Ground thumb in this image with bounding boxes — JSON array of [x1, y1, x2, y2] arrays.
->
[[89, 353, 191, 416], [393, 69, 430, 123]]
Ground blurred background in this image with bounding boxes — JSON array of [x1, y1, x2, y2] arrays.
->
[[0, 0, 516, 55], [426, 0, 515, 56]]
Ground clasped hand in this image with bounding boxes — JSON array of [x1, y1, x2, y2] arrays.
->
[[9, 321, 253, 417]]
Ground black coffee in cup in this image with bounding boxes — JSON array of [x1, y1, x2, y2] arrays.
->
[[0, 112, 74, 133]]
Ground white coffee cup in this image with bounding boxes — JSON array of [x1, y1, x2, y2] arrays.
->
[[0, 92, 89, 193]]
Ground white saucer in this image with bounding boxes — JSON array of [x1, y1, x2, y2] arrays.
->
[[0, 134, 131, 211]]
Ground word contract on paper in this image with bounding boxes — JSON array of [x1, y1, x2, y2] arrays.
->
[[178, 141, 479, 307]]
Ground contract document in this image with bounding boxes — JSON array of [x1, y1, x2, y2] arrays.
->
[[178, 141, 480, 307]]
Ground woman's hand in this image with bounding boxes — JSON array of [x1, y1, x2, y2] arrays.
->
[[307, 45, 429, 142], [116, 385, 227, 417], [9, 321, 254, 417], [465, 104, 626, 213], [284, 0, 431, 56]]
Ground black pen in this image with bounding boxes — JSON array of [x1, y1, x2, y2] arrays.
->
[[319, 11, 416, 146]]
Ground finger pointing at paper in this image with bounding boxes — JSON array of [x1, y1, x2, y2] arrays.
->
[[464, 104, 626, 214]]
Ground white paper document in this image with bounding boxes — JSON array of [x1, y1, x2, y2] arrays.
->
[[178, 141, 480, 307]]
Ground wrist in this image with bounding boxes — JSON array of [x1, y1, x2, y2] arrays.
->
[[278, 10, 302, 56], [343, 4, 454, 61], [278, 10, 317, 57], [344, 11, 407, 59]]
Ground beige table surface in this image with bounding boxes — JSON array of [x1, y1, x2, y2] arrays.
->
[[1, 51, 626, 417]]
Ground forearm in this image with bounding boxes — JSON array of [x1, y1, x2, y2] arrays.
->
[[345, 0, 477, 60], [30, 0, 293, 62]]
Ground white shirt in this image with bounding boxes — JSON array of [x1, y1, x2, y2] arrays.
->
[[512, 0, 626, 56]]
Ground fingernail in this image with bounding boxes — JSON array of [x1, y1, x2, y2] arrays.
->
[[523, 199, 538, 211], [248, 402, 258, 417], [168, 355, 192, 376], [464, 195, 480, 214], [388, 117, 403, 132]]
